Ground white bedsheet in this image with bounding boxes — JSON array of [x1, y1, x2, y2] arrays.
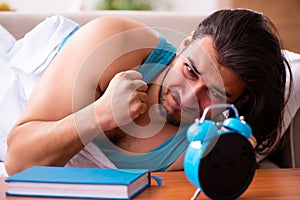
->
[[66, 143, 117, 169], [0, 15, 79, 164], [0, 162, 7, 176]]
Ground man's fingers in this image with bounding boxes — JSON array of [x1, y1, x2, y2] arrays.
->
[[249, 135, 257, 148], [135, 80, 148, 92], [119, 70, 148, 92], [138, 92, 148, 103], [131, 102, 148, 120], [124, 70, 143, 80]]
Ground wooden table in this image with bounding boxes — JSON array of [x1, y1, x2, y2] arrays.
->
[[1, 168, 300, 199]]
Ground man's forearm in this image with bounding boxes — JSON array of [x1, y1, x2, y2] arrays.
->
[[5, 104, 103, 175]]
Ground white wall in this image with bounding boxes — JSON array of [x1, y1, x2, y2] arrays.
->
[[3, 0, 98, 12], [4, 0, 221, 13]]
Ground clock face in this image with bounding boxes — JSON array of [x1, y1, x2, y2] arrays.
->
[[198, 133, 256, 200]]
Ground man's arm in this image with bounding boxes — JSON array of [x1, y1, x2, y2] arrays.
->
[[5, 16, 159, 175]]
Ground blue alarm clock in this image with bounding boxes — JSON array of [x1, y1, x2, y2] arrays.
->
[[184, 104, 256, 200]]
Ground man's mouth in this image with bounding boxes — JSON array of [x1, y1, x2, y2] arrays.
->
[[170, 92, 181, 112]]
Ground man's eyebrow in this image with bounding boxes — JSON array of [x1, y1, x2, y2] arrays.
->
[[187, 57, 201, 74]]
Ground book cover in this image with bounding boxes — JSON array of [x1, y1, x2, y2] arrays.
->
[[5, 166, 150, 199]]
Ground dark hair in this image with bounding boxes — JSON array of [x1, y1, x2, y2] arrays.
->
[[193, 8, 292, 155]]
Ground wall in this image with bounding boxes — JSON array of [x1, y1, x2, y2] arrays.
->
[[1, 0, 99, 12], [3, 0, 299, 52], [226, 0, 300, 53], [2, 0, 219, 13]]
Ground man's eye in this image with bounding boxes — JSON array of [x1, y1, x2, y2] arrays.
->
[[184, 64, 198, 80], [210, 90, 225, 102]]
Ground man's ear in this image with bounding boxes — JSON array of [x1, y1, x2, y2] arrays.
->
[[177, 31, 195, 55]]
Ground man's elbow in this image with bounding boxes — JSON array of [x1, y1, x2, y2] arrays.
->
[[5, 148, 31, 176], [4, 152, 18, 176], [5, 128, 25, 175], [4, 156, 14, 176]]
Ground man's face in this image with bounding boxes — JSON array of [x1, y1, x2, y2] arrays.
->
[[159, 36, 245, 126]]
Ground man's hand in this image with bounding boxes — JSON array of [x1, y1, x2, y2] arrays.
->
[[249, 135, 257, 148], [95, 70, 148, 131]]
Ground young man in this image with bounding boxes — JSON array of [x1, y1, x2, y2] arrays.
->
[[5, 9, 291, 175]]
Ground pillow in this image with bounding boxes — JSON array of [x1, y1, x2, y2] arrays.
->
[[282, 50, 300, 133], [0, 25, 16, 54], [257, 50, 300, 164]]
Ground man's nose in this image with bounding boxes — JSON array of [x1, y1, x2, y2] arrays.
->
[[180, 80, 207, 108]]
